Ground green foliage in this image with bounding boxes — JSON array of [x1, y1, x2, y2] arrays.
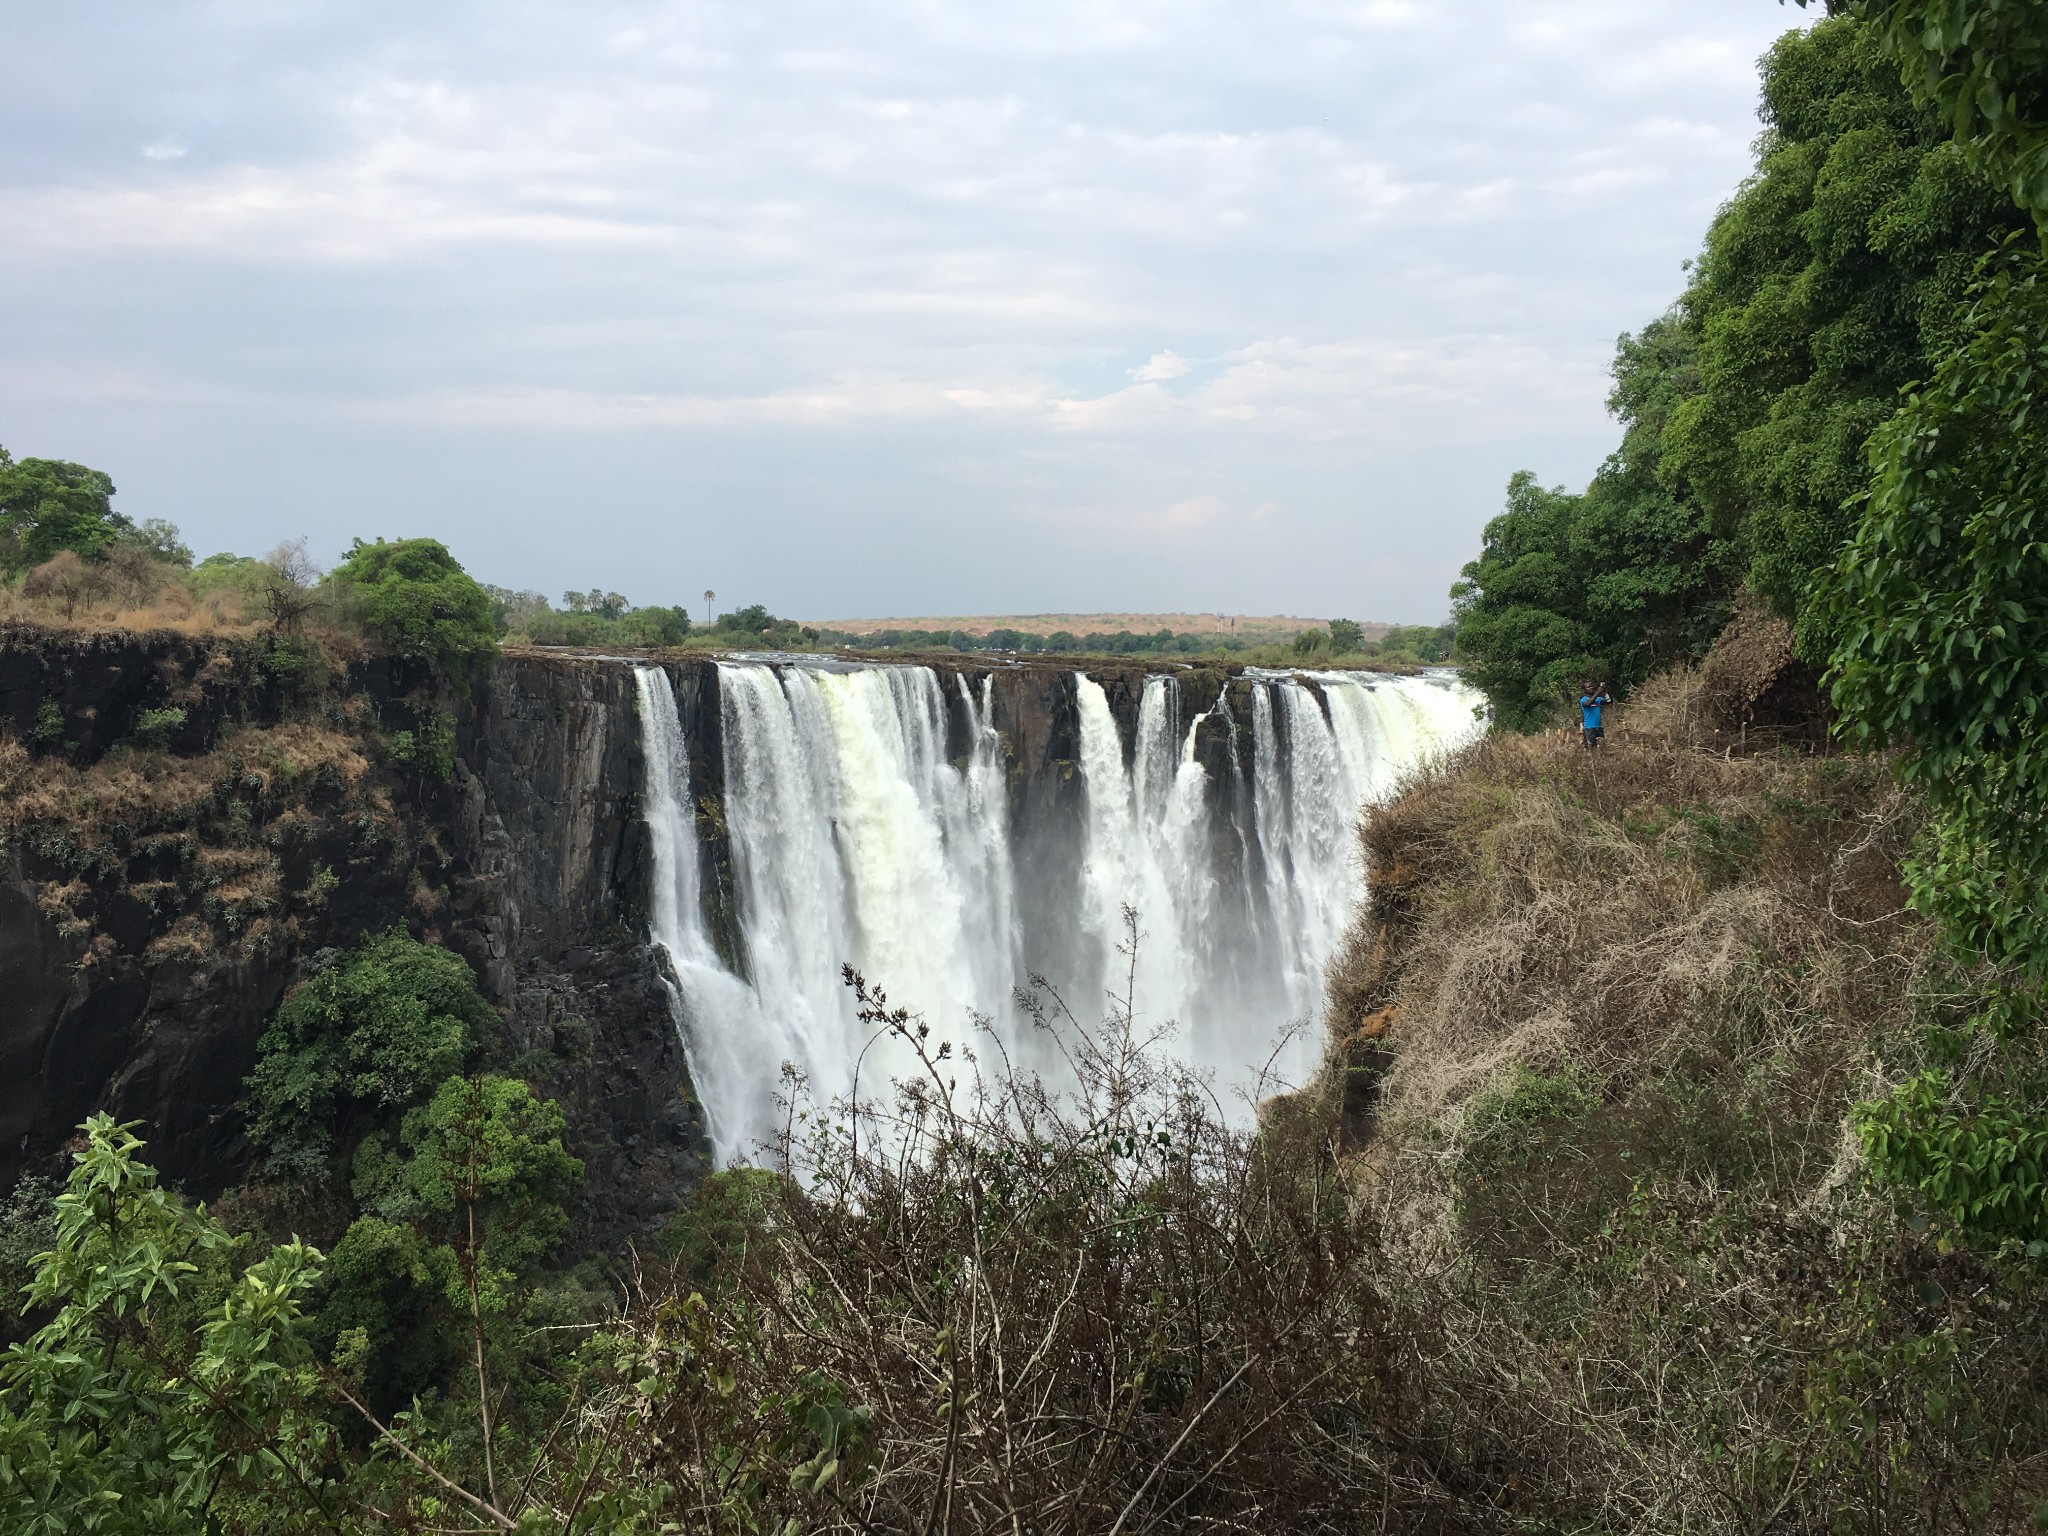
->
[[189, 550, 268, 603], [314, 1215, 453, 1413], [117, 518, 192, 568], [0, 1116, 335, 1534], [1820, 248, 2048, 981], [132, 706, 186, 747], [247, 929, 497, 1177], [1857, 1066, 2048, 1248], [1823, 248, 2048, 1251], [1462, 1063, 1597, 1170], [30, 700, 62, 745], [699, 603, 814, 650], [330, 536, 496, 674], [389, 707, 457, 780], [1328, 617, 1364, 653], [518, 604, 693, 647], [659, 1167, 781, 1289], [0, 448, 130, 574], [1833, 0, 2048, 219], [374, 1075, 582, 1278], [0, 1176, 57, 1329], [1662, 17, 2027, 632], [1798, 0, 2048, 1265], [327, 1076, 581, 1426]]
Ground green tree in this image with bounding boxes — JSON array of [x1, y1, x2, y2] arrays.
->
[[1659, 17, 2028, 638], [0, 449, 132, 574], [0, 1116, 335, 1534], [1453, 316, 1740, 730], [118, 518, 192, 567], [339, 1075, 582, 1483], [330, 536, 495, 674], [247, 929, 498, 1177]]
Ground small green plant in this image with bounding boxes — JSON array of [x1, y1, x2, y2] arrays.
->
[[388, 709, 456, 780], [133, 705, 187, 747], [31, 698, 62, 744]]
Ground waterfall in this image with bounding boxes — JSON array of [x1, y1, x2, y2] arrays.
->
[[637, 660, 1482, 1164]]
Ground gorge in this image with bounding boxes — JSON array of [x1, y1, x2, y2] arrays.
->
[[0, 631, 1479, 1232]]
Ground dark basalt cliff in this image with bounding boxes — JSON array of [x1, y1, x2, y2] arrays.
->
[[0, 632, 705, 1246], [0, 632, 1177, 1249]]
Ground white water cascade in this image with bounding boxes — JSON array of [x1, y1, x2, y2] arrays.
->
[[637, 660, 1483, 1164]]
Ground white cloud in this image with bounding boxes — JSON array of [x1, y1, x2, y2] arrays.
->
[[1131, 350, 1191, 382], [0, 0, 1808, 619]]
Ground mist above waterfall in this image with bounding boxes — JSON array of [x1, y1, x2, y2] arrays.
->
[[638, 659, 1482, 1164]]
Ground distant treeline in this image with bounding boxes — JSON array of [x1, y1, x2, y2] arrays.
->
[[491, 591, 1459, 665], [815, 620, 1458, 665], [489, 589, 820, 651], [0, 455, 1453, 669]]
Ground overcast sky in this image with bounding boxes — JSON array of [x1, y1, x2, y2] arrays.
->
[[1, 1, 1805, 624]]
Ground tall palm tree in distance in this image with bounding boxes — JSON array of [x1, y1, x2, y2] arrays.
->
[[703, 589, 716, 625]]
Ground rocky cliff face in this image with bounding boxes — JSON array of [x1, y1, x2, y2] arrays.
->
[[0, 634, 1218, 1248], [0, 630, 704, 1247]]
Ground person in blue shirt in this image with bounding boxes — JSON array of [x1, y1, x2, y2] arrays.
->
[[1578, 685, 1613, 748]]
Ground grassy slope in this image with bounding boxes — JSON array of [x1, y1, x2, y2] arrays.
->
[[1322, 669, 2048, 1530]]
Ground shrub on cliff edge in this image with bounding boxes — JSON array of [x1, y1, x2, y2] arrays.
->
[[328, 536, 495, 675]]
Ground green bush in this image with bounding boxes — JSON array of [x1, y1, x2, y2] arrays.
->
[[388, 707, 456, 780], [0, 1116, 332, 1533], [133, 706, 186, 747], [246, 929, 498, 1177], [329, 537, 495, 675]]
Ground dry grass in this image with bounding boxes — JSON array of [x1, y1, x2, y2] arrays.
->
[[2, 716, 394, 973], [0, 725, 373, 845], [1314, 704, 2048, 1531], [1334, 719, 1921, 1138], [0, 581, 264, 637]]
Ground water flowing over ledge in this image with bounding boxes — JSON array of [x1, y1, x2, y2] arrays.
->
[[636, 659, 1483, 1164]]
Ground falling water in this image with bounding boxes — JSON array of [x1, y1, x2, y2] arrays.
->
[[638, 659, 1483, 1164]]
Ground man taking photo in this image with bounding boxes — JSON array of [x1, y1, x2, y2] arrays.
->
[[1579, 683, 1613, 749]]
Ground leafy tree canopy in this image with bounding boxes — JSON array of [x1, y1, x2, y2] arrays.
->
[[0, 448, 132, 574], [1826, 0, 2048, 219], [247, 929, 498, 1178], [1453, 318, 1741, 729], [1661, 16, 2027, 636], [330, 536, 495, 673]]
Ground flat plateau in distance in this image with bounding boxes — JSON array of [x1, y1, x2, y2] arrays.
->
[[809, 613, 1393, 645]]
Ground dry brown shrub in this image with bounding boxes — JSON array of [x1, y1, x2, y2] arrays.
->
[[145, 915, 213, 964], [21, 552, 106, 618]]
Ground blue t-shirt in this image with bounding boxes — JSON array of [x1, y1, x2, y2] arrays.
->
[[1579, 694, 1608, 728]]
